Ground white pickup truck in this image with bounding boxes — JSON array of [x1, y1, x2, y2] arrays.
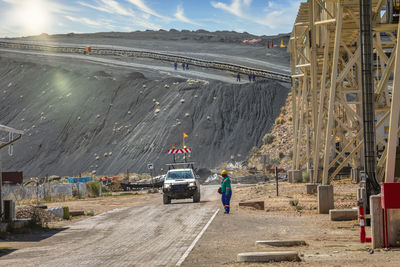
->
[[162, 168, 200, 204]]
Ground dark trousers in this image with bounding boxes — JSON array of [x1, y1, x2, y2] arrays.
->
[[221, 191, 232, 213]]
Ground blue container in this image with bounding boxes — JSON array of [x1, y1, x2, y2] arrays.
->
[[68, 176, 92, 183]]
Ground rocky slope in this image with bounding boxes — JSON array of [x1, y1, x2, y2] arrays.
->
[[248, 92, 293, 171], [0, 56, 289, 177]]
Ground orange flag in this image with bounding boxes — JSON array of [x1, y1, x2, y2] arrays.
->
[[183, 132, 188, 139]]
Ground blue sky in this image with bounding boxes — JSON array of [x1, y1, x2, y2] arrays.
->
[[0, 0, 301, 37]]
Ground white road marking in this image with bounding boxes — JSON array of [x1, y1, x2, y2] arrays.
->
[[176, 208, 220, 266]]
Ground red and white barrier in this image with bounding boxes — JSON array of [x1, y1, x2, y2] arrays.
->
[[359, 201, 371, 243], [168, 148, 191, 154]]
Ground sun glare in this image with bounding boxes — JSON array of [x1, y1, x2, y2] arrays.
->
[[15, 0, 50, 35]]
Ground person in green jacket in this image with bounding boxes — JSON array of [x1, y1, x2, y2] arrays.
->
[[221, 170, 232, 214]]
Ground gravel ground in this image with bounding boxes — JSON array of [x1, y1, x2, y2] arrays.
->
[[3, 182, 399, 266], [183, 182, 400, 266]]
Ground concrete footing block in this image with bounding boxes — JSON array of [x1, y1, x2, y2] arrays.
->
[[351, 168, 361, 183], [0, 223, 7, 232], [306, 183, 318, 194], [70, 210, 85, 216], [370, 195, 384, 249], [13, 219, 30, 229], [287, 170, 302, 183], [329, 208, 358, 221], [256, 240, 306, 247], [318, 185, 334, 214], [238, 201, 264, 210], [237, 251, 300, 262]]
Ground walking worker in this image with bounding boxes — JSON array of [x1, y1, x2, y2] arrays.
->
[[186, 62, 189, 70], [236, 73, 241, 82], [174, 62, 178, 70], [252, 73, 256, 82], [248, 73, 252, 82], [182, 62, 186, 70], [221, 170, 232, 214]]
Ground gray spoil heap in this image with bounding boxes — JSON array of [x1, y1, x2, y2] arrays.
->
[[0, 57, 288, 177]]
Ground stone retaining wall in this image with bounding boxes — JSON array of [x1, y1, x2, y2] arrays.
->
[[2, 183, 88, 202]]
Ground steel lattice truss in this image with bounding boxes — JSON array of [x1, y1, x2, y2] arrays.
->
[[289, 0, 400, 184]]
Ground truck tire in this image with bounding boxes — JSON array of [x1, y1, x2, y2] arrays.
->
[[193, 190, 200, 203], [163, 194, 171, 204]]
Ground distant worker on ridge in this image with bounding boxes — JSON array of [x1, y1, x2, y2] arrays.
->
[[236, 73, 241, 82], [252, 73, 256, 82], [186, 62, 189, 70], [248, 73, 252, 82], [220, 170, 232, 214], [174, 62, 178, 70], [182, 62, 186, 70]]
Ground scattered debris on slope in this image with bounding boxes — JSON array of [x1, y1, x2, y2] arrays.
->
[[248, 92, 293, 171], [0, 56, 289, 177]]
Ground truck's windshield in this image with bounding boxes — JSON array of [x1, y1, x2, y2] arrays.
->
[[166, 171, 194, 180]]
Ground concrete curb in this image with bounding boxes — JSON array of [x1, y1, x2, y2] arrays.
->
[[256, 240, 307, 247], [238, 201, 264, 210], [329, 208, 358, 221], [237, 251, 300, 262]]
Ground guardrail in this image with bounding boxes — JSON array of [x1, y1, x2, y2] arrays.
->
[[0, 41, 291, 83]]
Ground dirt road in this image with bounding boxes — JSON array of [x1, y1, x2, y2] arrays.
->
[[0, 48, 253, 84], [0, 186, 220, 266]]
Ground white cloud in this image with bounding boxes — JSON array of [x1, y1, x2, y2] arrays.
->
[[126, 0, 170, 20], [78, 0, 134, 17], [77, 0, 163, 30], [0, 0, 77, 36], [211, 0, 245, 17], [256, 1, 300, 29], [211, 0, 300, 30], [174, 5, 200, 25], [65, 15, 108, 27], [1, 0, 76, 14]]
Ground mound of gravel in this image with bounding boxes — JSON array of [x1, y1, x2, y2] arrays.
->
[[0, 55, 288, 177], [16, 206, 55, 223]]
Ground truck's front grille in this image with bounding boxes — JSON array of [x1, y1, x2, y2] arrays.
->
[[171, 184, 188, 192]]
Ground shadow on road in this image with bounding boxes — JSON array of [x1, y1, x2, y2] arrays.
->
[[170, 200, 210, 205], [0, 248, 17, 257], [1, 227, 67, 243]]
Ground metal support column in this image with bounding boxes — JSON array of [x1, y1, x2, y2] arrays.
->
[[359, 0, 381, 196], [385, 21, 400, 183]]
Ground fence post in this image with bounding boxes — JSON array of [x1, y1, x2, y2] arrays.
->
[[263, 155, 267, 182], [275, 166, 279, 196]]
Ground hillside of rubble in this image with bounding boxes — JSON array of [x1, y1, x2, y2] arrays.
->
[[0, 54, 289, 177]]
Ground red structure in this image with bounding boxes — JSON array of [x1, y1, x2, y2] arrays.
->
[[381, 182, 400, 247], [2, 171, 23, 185]]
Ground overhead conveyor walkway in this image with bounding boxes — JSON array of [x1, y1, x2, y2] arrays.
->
[[0, 41, 291, 83]]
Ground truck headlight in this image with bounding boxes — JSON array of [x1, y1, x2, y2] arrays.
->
[[188, 182, 196, 187], [164, 184, 170, 189]]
